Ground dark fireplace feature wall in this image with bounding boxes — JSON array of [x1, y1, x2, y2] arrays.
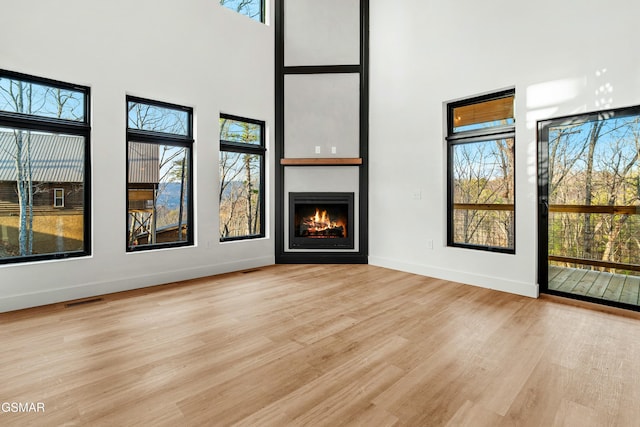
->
[[275, 0, 368, 263], [290, 192, 354, 249]]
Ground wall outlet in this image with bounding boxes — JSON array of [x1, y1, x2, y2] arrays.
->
[[427, 239, 434, 249], [411, 189, 422, 200], [331, 146, 337, 154], [315, 146, 321, 154]]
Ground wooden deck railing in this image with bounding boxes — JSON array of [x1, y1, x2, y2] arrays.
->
[[453, 203, 514, 211], [453, 203, 640, 214], [549, 205, 640, 215], [548, 255, 640, 272], [549, 204, 640, 272], [453, 202, 640, 272]]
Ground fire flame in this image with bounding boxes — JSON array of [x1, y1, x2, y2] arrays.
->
[[303, 208, 345, 236]]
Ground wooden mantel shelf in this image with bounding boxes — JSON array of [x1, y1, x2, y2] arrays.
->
[[280, 157, 363, 166]]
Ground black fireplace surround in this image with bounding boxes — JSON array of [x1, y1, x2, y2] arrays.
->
[[289, 192, 354, 249]]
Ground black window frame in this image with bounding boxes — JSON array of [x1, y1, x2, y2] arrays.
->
[[220, 0, 265, 23], [0, 69, 91, 265], [446, 89, 516, 254], [219, 113, 266, 242], [126, 95, 194, 252]]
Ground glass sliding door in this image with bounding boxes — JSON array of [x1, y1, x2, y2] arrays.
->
[[539, 106, 640, 309]]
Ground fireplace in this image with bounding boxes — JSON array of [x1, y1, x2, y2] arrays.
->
[[289, 192, 354, 249]]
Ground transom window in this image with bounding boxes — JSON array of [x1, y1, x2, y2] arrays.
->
[[126, 96, 193, 251], [447, 90, 516, 253], [0, 69, 90, 264], [219, 114, 266, 241]]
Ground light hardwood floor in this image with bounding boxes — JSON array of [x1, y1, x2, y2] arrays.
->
[[1, 264, 640, 426]]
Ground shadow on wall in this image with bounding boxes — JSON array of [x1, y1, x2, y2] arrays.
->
[[524, 67, 616, 183]]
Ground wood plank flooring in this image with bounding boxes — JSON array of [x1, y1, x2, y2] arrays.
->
[[549, 265, 640, 306], [1, 264, 640, 426]]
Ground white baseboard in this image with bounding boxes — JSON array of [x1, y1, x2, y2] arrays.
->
[[3, 255, 538, 313], [0, 256, 275, 313], [369, 256, 539, 298]]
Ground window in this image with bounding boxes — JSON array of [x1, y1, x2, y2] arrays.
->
[[0, 70, 90, 264], [219, 0, 264, 23], [126, 97, 193, 251], [219, 114, 265, 241], [446, 89, 515, 253], [53, 188, 65, 208]]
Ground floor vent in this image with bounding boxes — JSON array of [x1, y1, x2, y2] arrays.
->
[[65, 297, 104, 308]]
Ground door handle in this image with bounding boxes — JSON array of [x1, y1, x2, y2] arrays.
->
[[541, 199, 549, 216]]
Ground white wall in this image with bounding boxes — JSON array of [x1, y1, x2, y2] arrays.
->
[[369, 0, 640, 297], [284, 73, 360, 158], [0, 0, 274, 312], [284, 0, 360, 66]]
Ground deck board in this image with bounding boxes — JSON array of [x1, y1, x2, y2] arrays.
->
[[586, 271, 613, 298], [572, 270, 600, 295], [621, 276, 640, 306], [548, 265, 640, 307], [555, 268, 588, 293], [548, 266, 563, 281], [548, 267, 574, 290], [603, 274, 627, 302]]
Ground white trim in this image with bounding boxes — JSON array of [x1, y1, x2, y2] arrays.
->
[[53, 188, 65, 207], [0, 255, 274, 313], [369, 256, 538, 298]]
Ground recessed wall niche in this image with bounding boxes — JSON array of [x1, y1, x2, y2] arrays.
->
[[284, 73, 360, 158], [284, 0, 361, 67]]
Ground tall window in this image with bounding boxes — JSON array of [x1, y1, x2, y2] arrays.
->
[[447, 90, 515, 253], [219, 0, 264, 23], [126, 97, 193, 251], [219, 114, 265, 241], [0, 70, 90, 264]]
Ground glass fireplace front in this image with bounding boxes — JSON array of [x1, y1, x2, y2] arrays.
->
[[289, 192, 354, 249]]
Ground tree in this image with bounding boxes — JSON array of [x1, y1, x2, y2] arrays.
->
[[582, 121, 604, 260]]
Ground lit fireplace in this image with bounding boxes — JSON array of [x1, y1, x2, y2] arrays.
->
[[289, 192, 354, 249], [300, 208, 346, 237]]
